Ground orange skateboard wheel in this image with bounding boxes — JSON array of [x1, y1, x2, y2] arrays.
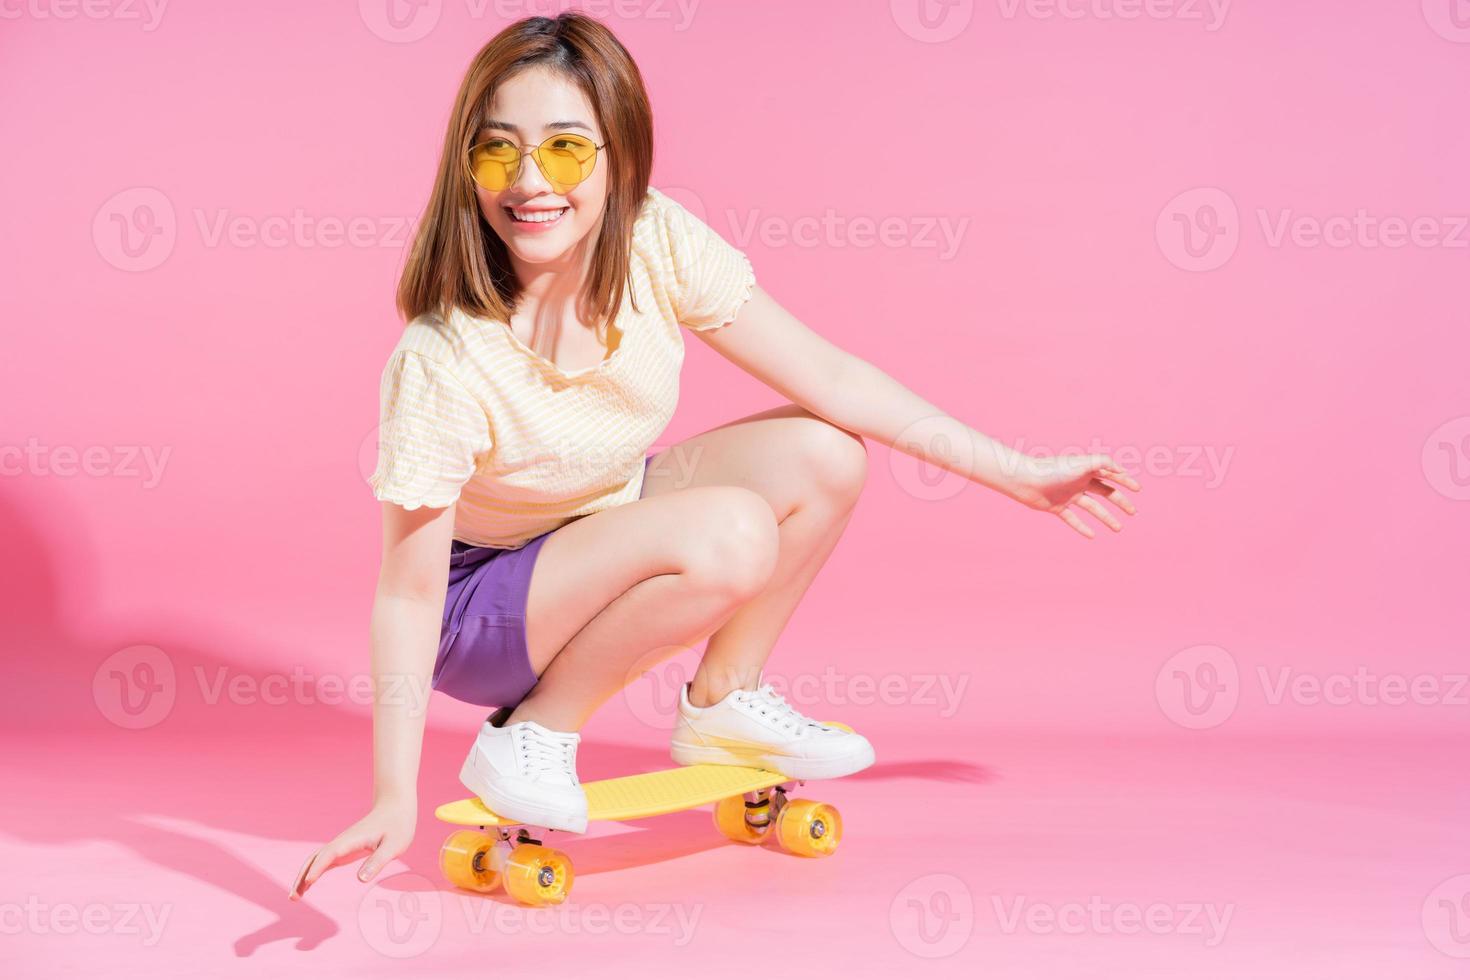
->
[[775, 800, 842, 857], [503, 843, 573, 906], [440, 830, 502, 893], [712, 794, 769, 844]]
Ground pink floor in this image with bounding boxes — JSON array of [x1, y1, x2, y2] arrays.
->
[[9, 719, 1468, 978]]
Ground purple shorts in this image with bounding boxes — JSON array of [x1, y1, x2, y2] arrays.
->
[[433, 453, 657, 708]]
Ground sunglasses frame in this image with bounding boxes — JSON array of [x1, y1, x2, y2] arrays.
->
[[465, 132, 609, 193]]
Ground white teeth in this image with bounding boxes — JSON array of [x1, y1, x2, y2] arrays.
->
[[508, 207, 568, 223]]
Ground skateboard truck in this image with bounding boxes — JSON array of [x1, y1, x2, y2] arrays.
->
[[742, 780, 801, 833]]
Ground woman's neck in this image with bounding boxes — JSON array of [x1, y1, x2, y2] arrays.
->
[[510, 222, 600, 308]]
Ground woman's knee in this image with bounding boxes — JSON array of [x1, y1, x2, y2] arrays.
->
[[792, 414, 868, 505], [678, 487, 780, 598]]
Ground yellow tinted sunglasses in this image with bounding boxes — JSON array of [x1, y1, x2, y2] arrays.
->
[[466, 133, 607, 195]]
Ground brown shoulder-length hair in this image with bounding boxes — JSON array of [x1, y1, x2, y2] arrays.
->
[[396, 12, 654, 327]]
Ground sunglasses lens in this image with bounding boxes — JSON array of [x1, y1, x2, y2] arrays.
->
[[535, 134, 599, 191], [468, 139, 519, 190]]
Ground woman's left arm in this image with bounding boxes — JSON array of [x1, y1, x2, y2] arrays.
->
[[695, 285, 1141, 538]]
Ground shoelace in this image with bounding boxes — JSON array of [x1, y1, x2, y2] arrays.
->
[[738, 684, 831, 736], [515, 725, 578, 784]]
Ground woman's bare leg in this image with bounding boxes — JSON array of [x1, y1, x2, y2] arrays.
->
[[641, 405, 868, 707], [509, 403, 865, 730], [506, 483, 779, 731]]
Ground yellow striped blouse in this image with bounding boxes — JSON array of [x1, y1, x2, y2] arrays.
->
[[368, 186, 756, 549]]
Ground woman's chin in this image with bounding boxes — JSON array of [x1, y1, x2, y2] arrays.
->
[[501, 226, 586, 263], [506, 239, 572, 264]]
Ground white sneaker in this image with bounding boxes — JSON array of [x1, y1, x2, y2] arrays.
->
[[459, 709, 589, 833], [670, 682, 876, 780]]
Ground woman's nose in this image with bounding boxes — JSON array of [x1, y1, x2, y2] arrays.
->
[[511, 148, 552, 195]]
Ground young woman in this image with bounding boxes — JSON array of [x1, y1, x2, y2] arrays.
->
[[290, 12, 1139, 899]]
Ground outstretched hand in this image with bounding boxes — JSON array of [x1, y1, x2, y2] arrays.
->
[[1004, 453, 1141, 538], [289, 799, 416, 901]]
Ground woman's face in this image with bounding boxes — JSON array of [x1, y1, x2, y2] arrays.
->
[[472, 66, 609, 269]]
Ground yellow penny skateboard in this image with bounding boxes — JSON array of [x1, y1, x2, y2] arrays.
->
[[436, 762, 844, 906]]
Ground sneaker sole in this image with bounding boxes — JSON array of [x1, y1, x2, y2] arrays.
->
[[458, 753, 589, 833], [670, 740, 875, 781]]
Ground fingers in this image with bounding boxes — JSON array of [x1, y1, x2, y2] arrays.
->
[[1047, 455, 1139, 538], [1088, 454, 1142, 492], [289, 831, 378, 901], [1089, 479, 1136, 516], [1102, 470, 1142, 492], [1074, 495, 1123, 532], [359, 834, 404, 884], [1058, 508, 1096, 539], [359, 853, 386, 884], [288, 853, 315, 901], [291, 846, 338, 901]]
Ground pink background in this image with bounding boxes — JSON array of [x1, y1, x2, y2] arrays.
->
[[3, 1, 1467, 976]]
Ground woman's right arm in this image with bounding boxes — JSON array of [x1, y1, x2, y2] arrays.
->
[[288, 499, 458, 900]]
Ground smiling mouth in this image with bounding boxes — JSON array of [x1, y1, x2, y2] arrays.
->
[[505, 206, 570, 224]]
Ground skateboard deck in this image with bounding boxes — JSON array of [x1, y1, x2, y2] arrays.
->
[[436, 763, 787, 826]]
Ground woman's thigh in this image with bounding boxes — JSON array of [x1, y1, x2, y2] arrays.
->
[[521, 478, 776, 672], [640, 402, 867, 519]]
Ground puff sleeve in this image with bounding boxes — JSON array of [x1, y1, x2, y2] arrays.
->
[[658, 190, 757, 332], [367, 349, 493, 510]]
